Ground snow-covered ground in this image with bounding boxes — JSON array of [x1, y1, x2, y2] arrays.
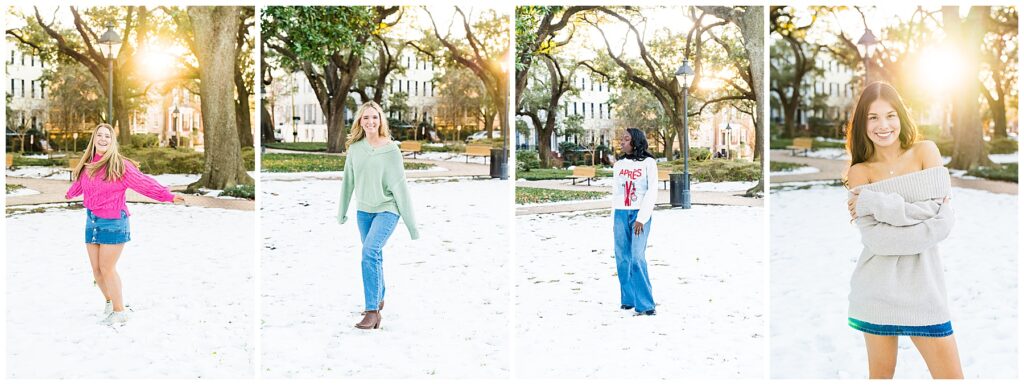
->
[[6, 204, 255, 378], [409, 151, 489, 164], [261, 176, 510, 378], [771, 185, 1017, 379], [800, 148, 850, 160], [771, 166, 820, 176], [6, 186, 40, 196], [586, 177, 757, 192], [6, 169, 256, 187], [516, 206, 765, 378]]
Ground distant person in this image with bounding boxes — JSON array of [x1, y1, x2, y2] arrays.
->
[[65, 123, 185, 325], [844, 81, 961, 379], [612, 127, 659, 316], [337, 101, 419, 330]]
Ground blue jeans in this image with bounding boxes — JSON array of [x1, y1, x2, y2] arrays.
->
[[613, 209, 655, 312], [357, 210, 399, 311]]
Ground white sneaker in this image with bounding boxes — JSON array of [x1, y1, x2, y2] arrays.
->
[[103, 301, 113, 316], [101, 311, 128, 325]]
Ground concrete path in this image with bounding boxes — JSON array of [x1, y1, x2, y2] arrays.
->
[[5, 176, 255, 211], [771, 150, 1017, 195]]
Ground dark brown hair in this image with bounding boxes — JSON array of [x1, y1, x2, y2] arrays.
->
[[845, 81, 918, 168]]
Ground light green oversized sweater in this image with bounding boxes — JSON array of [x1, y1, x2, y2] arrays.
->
[[337, 139, 419, 240]]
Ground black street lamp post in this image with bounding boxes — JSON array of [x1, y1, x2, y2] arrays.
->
[[97, 23, 122, 126], [672, 60, 695, 209]]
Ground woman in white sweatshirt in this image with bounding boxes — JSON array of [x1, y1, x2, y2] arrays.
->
[[612, 128, 660, 316], [845, 82, 962, 379]]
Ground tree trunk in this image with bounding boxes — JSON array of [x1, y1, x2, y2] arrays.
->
[[187, 6, 253, 190], [326, 96, 349, 153], [664, 128, 675, 161], [945, 6, 993, 170], [235, 62, 253, 147], [260, 102, 276, 143]]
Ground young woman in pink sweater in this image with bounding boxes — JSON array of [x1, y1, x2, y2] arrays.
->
[[65, 124, 185, 325]]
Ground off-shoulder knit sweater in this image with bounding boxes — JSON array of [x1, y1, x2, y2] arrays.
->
[[65, 154, 176, 219], [849, 166, 955, 326]]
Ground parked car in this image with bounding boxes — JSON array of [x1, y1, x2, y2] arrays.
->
[[465, 131, 501, 143]]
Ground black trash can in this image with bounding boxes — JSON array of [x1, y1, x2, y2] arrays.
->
[[490, 148, 508, 179], [669, 172, 691, 208]]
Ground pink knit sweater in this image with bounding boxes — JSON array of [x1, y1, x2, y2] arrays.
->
[[65, 154, 175, 219]]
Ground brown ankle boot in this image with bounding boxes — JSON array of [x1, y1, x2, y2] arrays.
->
[[355, 311, 381, 329]]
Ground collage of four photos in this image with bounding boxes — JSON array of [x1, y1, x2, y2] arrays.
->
[[3, 2, 1020, 381]]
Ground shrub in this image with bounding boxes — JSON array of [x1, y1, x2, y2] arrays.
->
[[663, 158, 761, 182], [966, 163, 1017, 183], [129, 133, 160, 148], [988, 138, 1018, 155], [517, 150, 541, 172], [220, 184, 255, 199], [121, 147, 205, 175]]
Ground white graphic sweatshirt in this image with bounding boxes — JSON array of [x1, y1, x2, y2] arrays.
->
[[612, 156, 659, 224]]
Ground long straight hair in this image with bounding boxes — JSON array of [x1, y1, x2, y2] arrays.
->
[[71, 123, 138, 181], [622, 127, 655, 161], [845, 81, 918, 168], [345, 101, 392, 147]]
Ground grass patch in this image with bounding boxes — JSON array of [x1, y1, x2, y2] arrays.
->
[[6, 184, 25, 193], [261, 153, 431, 172], [770, 138, 846, 150], [220, 184, 255, 199], [12, 156, 65, 167], [662, 158, 761, 182], [264, 142, 327, 152], [517, 168, 613, 181], [966, 163, 1017, 183], [770, 161, 808, 172], [516, 187, 608, 205]]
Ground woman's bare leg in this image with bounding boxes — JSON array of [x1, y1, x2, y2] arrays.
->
[[864, 333, 899, 379], [911, 335, 964, 379], [86, 243, 109, 301], [97, 244, 126, 312]]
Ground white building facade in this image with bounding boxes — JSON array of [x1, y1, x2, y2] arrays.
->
[[6, 44, 48, 133]]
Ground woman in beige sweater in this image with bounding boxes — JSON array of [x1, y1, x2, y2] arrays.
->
[[845, 82, 962, 379]]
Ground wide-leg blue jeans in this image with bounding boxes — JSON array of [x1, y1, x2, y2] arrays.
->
[[613, 209, 655, 312]]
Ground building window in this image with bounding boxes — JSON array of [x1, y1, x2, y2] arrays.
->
[[30, 80, 34, 98], [20, 79, 25, 97], [10, 79, 14, 96], [406, 80, 410, 94], [573, 102, 578, 115], [590, 103, 594, 118], [414, 81, 419, 96]]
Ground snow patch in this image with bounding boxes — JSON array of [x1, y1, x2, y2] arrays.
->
[[771, 166, 820, 176], [6, 204, 255, 378], [516, 206, 764, 378]]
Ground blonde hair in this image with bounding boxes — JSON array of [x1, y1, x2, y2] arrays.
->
[[71, 123, 139, 182], [345, 101, 391, 146]]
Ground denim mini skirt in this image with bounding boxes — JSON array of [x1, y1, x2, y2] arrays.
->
[[85, 209, 131, 244], [848, 317, 953, 337]]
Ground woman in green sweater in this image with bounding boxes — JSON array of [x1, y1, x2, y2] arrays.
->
[[338, 101, 419, 330]]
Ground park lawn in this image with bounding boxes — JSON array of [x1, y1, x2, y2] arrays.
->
[[966, 163, 1017, 183], [515, 187, 609, 205], [11, 156, 65, 167], [770, 161, 808, 172], [6, 184, 25, 193], [264, 142, 327, 152], [770, 138, 846, 150], [661, 158, 761, 182], [517, 168, 613, 181], [219, 184, 256, 199], [261, 153, 432, 172]]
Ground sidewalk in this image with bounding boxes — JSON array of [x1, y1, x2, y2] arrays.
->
[[771, 150, 1018, 195], [5, 176, 255, 211]]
